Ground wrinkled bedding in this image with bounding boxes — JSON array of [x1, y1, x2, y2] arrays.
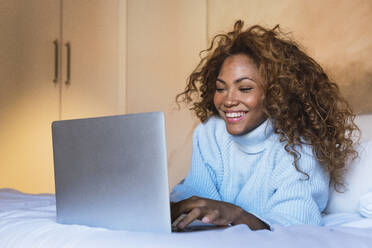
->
[[0, 188, 371, 248]]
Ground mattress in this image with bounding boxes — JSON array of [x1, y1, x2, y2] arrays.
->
[[0, 188, 371, 248]]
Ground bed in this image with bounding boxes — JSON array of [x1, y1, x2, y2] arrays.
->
[[1, 114, 372, 248]]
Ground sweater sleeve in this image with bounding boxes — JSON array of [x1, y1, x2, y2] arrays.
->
[[170, 124, 221, 203], [256, 145, 329, 228]]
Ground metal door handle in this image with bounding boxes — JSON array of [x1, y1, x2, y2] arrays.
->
[[53, 40, 59, 83], [65, 42, 71, 84]]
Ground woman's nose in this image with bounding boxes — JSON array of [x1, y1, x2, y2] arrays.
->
[[224, 90, 238, 107]]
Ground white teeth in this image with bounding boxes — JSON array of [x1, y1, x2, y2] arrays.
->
[[226, 112, 245, 118]]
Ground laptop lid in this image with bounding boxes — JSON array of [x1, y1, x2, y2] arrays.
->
[[52, 112, 171, 233]]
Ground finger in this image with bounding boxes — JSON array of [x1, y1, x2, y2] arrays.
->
[[201, 210, 230, 226], [172, 213, 187, 228], [201, 209, 219, 224], [171, 196, 204, 221], [171, 200, 193, 222], [178, 207, 202, 229], [177, 196, 207, 214]]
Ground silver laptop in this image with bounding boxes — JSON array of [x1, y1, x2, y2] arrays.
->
[[52, 112, 171, 233]]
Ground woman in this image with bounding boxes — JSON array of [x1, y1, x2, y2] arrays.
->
[[170, 20, 359, 231]]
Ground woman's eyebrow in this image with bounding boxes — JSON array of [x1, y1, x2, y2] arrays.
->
[[235, 77, 256, 83], [216, 77, 257, 84]]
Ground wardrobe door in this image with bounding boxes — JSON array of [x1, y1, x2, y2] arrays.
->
[[61, 0, 125, 120], [0, 0, 61, 193]]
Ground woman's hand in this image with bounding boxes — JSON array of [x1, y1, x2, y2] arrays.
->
[[171, 196, 269, 230]]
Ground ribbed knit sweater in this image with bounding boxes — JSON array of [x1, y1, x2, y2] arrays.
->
[[170, 117, 329, 227]]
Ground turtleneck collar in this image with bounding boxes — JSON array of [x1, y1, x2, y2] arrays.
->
[[230, 119, 274, 154]]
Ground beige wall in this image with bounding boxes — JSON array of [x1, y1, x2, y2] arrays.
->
[[127, 0, 206, 189]]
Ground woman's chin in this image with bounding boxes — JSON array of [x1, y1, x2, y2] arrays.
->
[[225, 125, 247, 136]]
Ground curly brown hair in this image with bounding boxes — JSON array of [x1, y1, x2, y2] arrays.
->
[[177, 20, 359, 191]]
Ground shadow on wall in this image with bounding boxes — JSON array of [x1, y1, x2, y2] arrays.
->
[[329, 61, 372, 114]]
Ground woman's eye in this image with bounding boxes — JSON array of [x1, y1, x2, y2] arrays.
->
[[240, 87, 252, 92], [215, 87, 225, 92]]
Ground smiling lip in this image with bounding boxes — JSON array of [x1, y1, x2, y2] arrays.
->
[[224, 111, 247, 123]]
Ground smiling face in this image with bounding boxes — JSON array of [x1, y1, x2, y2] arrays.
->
[[213, 54, 267, 135]]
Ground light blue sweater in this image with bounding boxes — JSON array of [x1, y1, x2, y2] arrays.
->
[[171, 117, 329, 227]]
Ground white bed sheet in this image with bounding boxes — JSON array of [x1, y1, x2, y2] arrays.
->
[[0, 189, 372, 248]]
